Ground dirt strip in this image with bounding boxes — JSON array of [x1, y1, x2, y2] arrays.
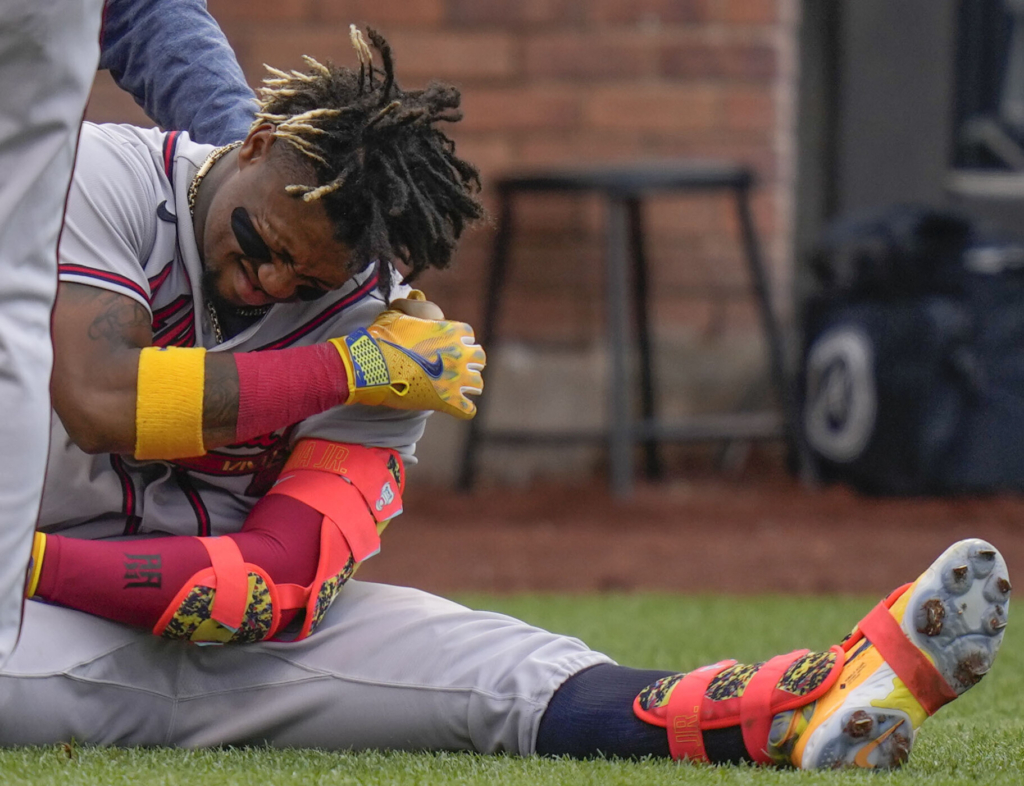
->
[[357, 476, 1024, 596]]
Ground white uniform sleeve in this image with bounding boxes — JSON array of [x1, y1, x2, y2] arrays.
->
[[58, 123, 158, 312]]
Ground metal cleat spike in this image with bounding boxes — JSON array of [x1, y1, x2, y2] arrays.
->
[[998, 578, 1012, 594], [952, 565, 969, 582], [844, 711, 874, 738], [918, 598, 945, 636], [955, 653, 991, 687], [977, 549, 997, 559], [992, 619, 1007, 631]]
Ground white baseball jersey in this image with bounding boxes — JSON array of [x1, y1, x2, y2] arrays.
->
[[0, 119, 609, 762], [40, 122, 428, 540]]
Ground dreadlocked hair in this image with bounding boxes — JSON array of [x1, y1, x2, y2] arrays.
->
[[254, 26, 484, 297]]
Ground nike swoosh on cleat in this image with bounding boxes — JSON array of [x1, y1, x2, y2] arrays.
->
[[380, 340, 444, 378], [853, 718, 905, 768]]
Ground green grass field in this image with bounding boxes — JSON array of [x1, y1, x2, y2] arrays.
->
[[1, 592, 1020, 785]]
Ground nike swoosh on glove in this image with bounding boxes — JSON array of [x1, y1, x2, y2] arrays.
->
[[329, 309, 485, 419]]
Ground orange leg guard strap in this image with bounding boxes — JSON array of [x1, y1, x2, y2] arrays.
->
[[664, 660, 735, 762], [280, 439, 405, 525], [267, 470, 381, 562], [152, 536, 283, 644], [200, 536, 249, 631]]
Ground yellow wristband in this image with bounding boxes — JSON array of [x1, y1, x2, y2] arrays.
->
[[25, 532, 46, 598], [135, 346, 207, 459]]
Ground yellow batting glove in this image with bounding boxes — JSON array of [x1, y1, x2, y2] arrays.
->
[[329, 309, 485, 419]]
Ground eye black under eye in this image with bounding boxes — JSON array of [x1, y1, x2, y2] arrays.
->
[[230, 207, 271, 263]]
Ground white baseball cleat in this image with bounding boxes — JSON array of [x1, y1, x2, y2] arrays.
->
[[791, 538, 1010, 769]]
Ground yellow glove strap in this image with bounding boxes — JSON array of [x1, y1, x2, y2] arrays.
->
[[135, 346, 207, 459], [328, 334, 395, 407], [25, 532, 46, 598]]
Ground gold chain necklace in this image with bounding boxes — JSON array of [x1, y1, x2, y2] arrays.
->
[[206, 300, 272, 344], [187, 141, 240, 216], [187, 142, 272, 343], [206, 301, 225, 344]]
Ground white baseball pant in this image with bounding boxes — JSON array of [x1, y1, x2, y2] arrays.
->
[[0, 581, 611, 750], [0, 0, 104, 665]]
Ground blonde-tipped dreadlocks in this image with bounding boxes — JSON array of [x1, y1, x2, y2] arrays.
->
[[254, 26, 484, 293]]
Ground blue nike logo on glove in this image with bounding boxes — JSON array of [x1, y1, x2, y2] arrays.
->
[[381, 340, 445, 378]]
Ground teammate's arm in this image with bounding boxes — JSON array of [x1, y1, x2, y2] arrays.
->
[[100, 0, 255, 146]]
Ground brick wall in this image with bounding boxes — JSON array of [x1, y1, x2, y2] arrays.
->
[[86, 0, 796, 347]]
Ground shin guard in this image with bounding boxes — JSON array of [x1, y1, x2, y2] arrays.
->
[[633, 647, 845, 765], [266, 439, 405, 640], [154, 440, 404, 645], [153, 536, 282, 644]]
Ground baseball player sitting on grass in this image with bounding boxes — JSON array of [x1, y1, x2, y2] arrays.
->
[[6, 28, 1010, 770]]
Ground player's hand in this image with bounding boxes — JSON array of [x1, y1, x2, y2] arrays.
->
[[388, 289, 446, 320], [329, 300, 485, 419]]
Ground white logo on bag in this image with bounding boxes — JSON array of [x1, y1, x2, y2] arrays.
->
[[804, 326, 877, 463], [376, 481, 395, 511]]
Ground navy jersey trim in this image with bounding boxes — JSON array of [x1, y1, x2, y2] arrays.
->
[[147, 262, 174, 295], [152, 294, 191, 331], [162, 131, 181, 179], [153, 308, 196, 348], [60, 264, 150, 304], [109, 455, 142, 536], [174, 469, 212, 537]]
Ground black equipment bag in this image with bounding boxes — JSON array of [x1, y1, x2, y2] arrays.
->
[[800, 204, 1024, 494]]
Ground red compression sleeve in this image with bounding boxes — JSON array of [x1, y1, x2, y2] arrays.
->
[[34, 494, 323, 631], [233, 343, 349, 443]]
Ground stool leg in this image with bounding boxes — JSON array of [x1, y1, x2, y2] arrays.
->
[[607, 195, 634, 498], [733, 185, 812, 477], [627, 197, 663, 480], [458, 189, 514, 491]]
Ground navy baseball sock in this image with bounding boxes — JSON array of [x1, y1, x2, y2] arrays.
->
[[535, 664, 748, 763]]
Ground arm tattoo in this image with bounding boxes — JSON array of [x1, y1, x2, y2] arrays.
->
[[85, 291, 152, 348], [203, 354, 240, 444]]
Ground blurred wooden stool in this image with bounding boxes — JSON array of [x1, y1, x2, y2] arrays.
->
[[457, 161, 803, 497]]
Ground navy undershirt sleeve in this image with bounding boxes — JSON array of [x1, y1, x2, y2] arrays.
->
[[100, 0, 256, 145]]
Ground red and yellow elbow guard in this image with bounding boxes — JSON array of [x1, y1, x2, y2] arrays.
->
[[152, 440, 404, 644]]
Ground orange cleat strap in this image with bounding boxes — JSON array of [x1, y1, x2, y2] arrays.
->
[[857, 600, 958, 715]]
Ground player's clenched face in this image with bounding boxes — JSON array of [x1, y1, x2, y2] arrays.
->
[[195, 126, 354, 310]]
